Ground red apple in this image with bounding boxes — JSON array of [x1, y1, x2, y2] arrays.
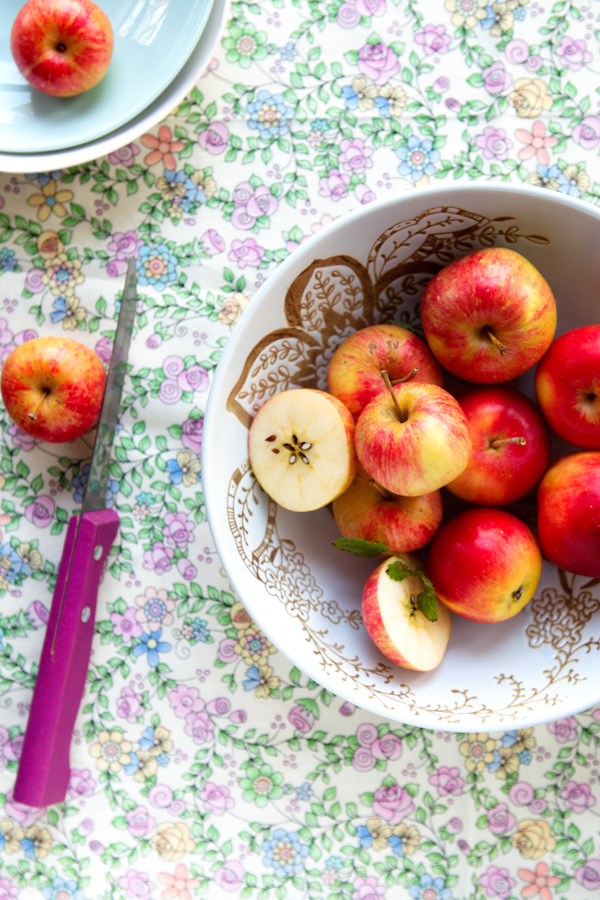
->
[[10, 0, 113, 98], [327, 323, 444, 421], [446, 386, 552, 506], [248, 388, 357, 512], [426, 507, 542, 623], [362, 552, 452, 671], [1, 336, 106, 443], [420, 247, 557, 383], [332, 463, 443, 554], [537, 451, 600, 577], [535, 324, 600, 449], [354, 379, 471, 497]]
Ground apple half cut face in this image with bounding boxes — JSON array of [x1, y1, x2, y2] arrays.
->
[[362, 554, 452, 672], [248, 388, 357, 512]]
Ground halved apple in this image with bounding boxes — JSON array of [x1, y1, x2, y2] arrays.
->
[[248, 388, 357, 512], [362, 553, 451, 671]]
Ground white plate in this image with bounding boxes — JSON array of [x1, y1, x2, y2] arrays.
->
[[0, 0, 229, 173], [203, 182, 600, 732]]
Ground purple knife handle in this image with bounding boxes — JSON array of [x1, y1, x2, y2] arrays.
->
[[13, 508, 119, 807]]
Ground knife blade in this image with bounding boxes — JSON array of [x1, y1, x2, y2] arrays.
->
[[13, 258, 138, 808]]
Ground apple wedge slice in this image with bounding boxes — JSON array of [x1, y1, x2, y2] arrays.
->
[[362, 553, 451, 671], [248, 388, 357, 512]]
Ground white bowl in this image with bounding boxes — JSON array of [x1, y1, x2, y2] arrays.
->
[[203, 182, 600, 732]]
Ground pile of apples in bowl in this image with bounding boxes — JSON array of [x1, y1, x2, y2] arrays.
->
[[202, 183, 600, 732]]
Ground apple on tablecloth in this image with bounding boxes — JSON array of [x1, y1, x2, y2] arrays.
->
[[10, 0, 113, 98], [420, 247, 557, 383], [1, 336, 106, 443]]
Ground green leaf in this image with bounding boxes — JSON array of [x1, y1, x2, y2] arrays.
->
[[385, 558, 439, 622], [333, 537, 390, 557]]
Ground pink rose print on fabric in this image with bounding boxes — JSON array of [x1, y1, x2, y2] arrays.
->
[[117, 870, 155, 900], [482, 61, 512, 95], [143, 541, 174, 574], [214, 860, 245, 893], [108, 143, 139, 167], [486, 802, 516, 835], [228, 237, 265, 268], [107, 231, 142, 260], [162, 513, 195, 550], [352, 875, 386, 900], [575, 860, 600, 890], [231, 181, 278, 230], [24, 495, 54, 527], [288, 704, 314, 733], [199, 228, 225, 255], [0, 877, 18, 900], [357, 42, 400, 85], [197, 122, 229, 155], [415, 25, 450, 55], [556, 36, 591, 70], [547, 716, 577, 743], [68, 768, 96, 798], [339, 138, 373, 174], [184, 710, 214, 744], [181, 417, 203, 455], [371, 785, 414, 824], [319, 168, 351, 201], [110, 607, 143, 644], [355, 0, 386, 15], [370, 733, 402, 760], [200, 782, 234, 816], [479, 866, 515, 899], [573, 115, 600, 149], [168, 685, 205, 718], [475, 127, 513, 160], [126, 805, 156, 838], [337, 3, 361, 27], [429, 766, 465, 796], [561, 781, 596, 813], [117, 686, 144, 722]]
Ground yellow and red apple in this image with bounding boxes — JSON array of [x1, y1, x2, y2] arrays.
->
[[354, 380, 471, 496], [1, 336, 106, 443], [327, 323, 444, 421], [10, 0, 114, 98], [447, 386, 552, 506], [535, 324, 600, 450], [420, 247, 557, 383], [537, 451, 600, 578], [426, 507, 542, 623], [332, 463, 443, 554]]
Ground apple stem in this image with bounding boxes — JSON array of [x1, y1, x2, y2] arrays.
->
[[380, 369, 407, 424], [368, 478, 393, 500], [489, 436, 526, 449], [484, 327, 508, 356], [390, 367, 418, 386], [28, 389, 50, 422]]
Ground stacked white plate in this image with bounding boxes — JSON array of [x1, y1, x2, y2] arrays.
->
[[0, 0, 227, 173]]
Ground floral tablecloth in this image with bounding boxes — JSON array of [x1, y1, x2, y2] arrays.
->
[[1, 1, 600, 899]]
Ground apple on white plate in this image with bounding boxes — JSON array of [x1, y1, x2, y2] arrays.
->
[[10, 0, 114, 98], [248, 387, 357, 512]]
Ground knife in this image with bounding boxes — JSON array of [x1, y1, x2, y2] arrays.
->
[[13, 258, 138, 808]]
